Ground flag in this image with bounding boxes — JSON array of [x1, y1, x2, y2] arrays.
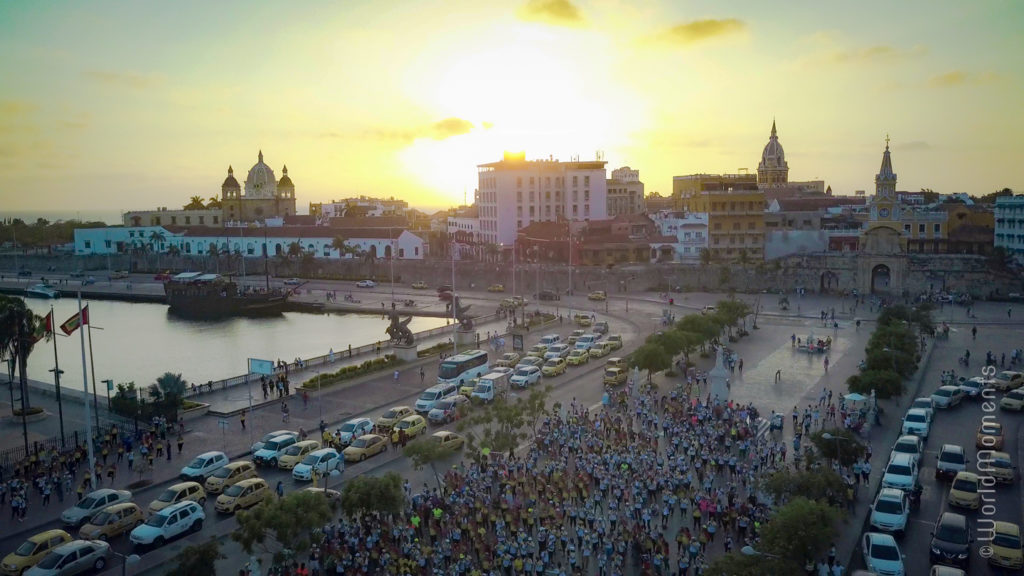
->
[[60, 305, 89, 336], [31, 311, 53, 344]]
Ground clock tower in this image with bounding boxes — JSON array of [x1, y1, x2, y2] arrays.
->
[[869, 136, 901, 224]]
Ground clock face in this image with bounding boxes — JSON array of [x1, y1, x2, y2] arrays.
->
[[879, 208, 890, 219]]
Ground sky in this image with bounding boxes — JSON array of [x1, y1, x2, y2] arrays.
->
[[0, 0, 1022, 219]]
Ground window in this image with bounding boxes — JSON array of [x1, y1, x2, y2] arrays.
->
[[171, 216, 177, 225], [213, 216, 219, 224], [903, 224, 911, 233], [584, 205, 590, 217], [584, 176, 590, 186], [573, 190, 578, 201], [749, 222, 757, 230], [584, 191, 590, 202], [545, 191, 551, 201], [934, 224, 941, 234], [529, 191, 534, 201], [185, 216, 191, 225], [399, 248, 405, 258], [572, 205, 578, 216], [732, 223, 740, 230], [545, 177, 551, 186], [529, 177, 534, 186], [683, 232, 691, 240], [555, 191, 561, 201], [105, 240, 111, 248], [713, 237, 720, 245], [572, 176, 578, 187], [84, 240, 92, 249], [199, 216, 205, 224], [129, 231, 135, 238], [918, 224, 925, 234], [517, 207, 522, 217], [713, 223, 722, 231], [529, 207, 535, 217], [516, 177, 522, 188], [545, 206, 551, 217], [414, 246, 419, 256]]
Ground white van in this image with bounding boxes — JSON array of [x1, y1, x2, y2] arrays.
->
[[415, 382, 459, 413], [539, 334, 562, 347], [472, 371, 511, 402]]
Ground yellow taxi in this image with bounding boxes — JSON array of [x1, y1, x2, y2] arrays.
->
[[459, 378, 479, 397], [1000, 389, 1024, 411], [992, 371, 1024, 392], [431, 430, 465, 450], [567, 330, 585, 345], [587, 291, 607, 301], [990, 521, 1024, 570], [390, 415, 427, 443], [493, 353, 521, 368], [566, 349, 589, 366], [1, 529, 71, 575], [982, 451, 1016, 484], [78, 502, 144, 541], [525, 344, 549, 358], [977, 421, 1005, 450], [604, 367, 628, 387], [215, 477, 271, 514], [148, 481, 207, 514], [542, 357, 567, 377], [204, 460, 257, 494], [375, 406, 414, 430], [589, 341, 612, 358], [411, 281, 428, 289], [606, 357, 628, 370], [606, 334, 623, 350], [948, 471, 980, 509], [278, 440, 321, 470], [343, 434, 387, 462], [574, 314, 594, 327], [487, 284, 505, 292]]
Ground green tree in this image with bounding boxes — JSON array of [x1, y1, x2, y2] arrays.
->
[[404, 435, 462, 489], [340, 472, 404, 517], [0, 296, 46, 410], [763, 467, 847, 504], [458, 395, 529, 459], [184, 196, 206, 210], [286, 241, 304, 260], [847, 369, 904, 399], [207, 196, 222, 209], [168, 539, 224, 576], [809, 428, 865, 466], [232, 490, 334, 565], [147, 372, 188, 419], [758, 497, 840, 571], [713, 298, 753, 338], [706, 550, 779, 576], [629, 343, 671, 381]]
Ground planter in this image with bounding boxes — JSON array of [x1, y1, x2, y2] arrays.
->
[[6, 408, 49, 423], [180, 402, 210, 422]]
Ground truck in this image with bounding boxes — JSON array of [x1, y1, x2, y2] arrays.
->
[[471, 371, 511, 403]]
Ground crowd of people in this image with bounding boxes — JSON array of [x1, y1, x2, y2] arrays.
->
[[269, 377, 796, 576]]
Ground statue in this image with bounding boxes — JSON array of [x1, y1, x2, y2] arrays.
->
[[447, 295, 474, 331], [385, 311, 415, 345]]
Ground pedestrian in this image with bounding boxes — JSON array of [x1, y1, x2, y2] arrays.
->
[[302, 390, 309, 410], [419, 366, 425, 385], [275, 480, 284, 498], [165, 439, 172, 461], [775, 369, 782, 383], [394, 370, 400, 383], [282, 401, 290, 423], [1009, 307, 1013, 319], [127, 450, 135, 471], [823, 357, 830, 373], [240, 412, 246, 430], [972, 325, 977, 340], [177, 434, 184, 454]]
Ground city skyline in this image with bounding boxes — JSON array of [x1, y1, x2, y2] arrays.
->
[[1, 0, 1021, 216]]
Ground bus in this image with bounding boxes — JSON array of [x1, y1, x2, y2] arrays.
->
[[437, 349, 490, 386]]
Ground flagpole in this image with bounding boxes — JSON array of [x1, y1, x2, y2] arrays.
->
[[76, 293, 97, 489], [86, 321, 100, 432], [49, 306, 66, 446]]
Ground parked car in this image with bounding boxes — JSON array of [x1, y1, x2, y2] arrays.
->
[[881, 453, 918, 491], [929, 512, 972, 569], [536, 289, 560, 301], [411, 281, 428, 289], [153, 271, 172, 281], [250, 430, 297, 454], [214, 478, 270, 514], [989, 521, 1023, 570], [935, 444, 968, 481], [204, 461, 257, 494], [1, 529, 72, 576], [148, 482, 206, 514], [68, 271, 84, 278], [283, 278, 302, 285], [977, 421, 1005, 450], [982, 451, 1016, 484], [431, 430, 465, 451], [928, 567, 966, 576], [428, 395, 469, 424], [78, 503, 145, 541], [60, 489, 133, 528], [110, 271, 129, 279], [355, 280, 376, 288], [24, 540, 110, 576], [17, 269, 32, 277], [493, 353, 521, 368], [278, 440, 321, 470], [343, 434, 387, 462], [487, 284, 505, 292], [292, 448, 343, 482], [910, 397, 935, 422], [252, 434, 299, 467], [566, 349, 589, 366], [510, 366, 542, 388], [900, 408, 931, 439], [931, 385, 965, 408], [869, 488, 910, 537], [958, 377, 989, 399], [999, 389, 1024, 411], [336, 418, 374, 446], [542, 358, 567, 377], [992, 371, 1024, 391], [180, 451, 229, 482], [390, 415, 427, 443], [948, 471, 981, 509], [889, 435, 923, 466], [701, 305, 716, 315], [129, 501, 205, 550], [375, 406, 413, 431], [861, 532, 906, 576]]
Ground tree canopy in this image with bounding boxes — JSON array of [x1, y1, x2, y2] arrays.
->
[[168, 539, 224, 576], [232, 490, 334, 562], [456, 386, 550, 460], [340, 472, 404, 517]]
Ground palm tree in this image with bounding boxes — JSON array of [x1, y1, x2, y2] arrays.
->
[[149, 231, 167, 269], [286, 241, 304, 260], [0, 296, 46, 411], [331, 235, 351, 258], [698, 248, 712, 288], [483, 243, 501, 263], [206, 196, 222, 209], [184, 196, 206, 210], [207, 244, 220, 273]]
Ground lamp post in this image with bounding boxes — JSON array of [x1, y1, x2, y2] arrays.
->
[[741, 545, 781, 559], [451, 240, 457, 355], [5, 357, 14, 416], [48, 368, 66, 445], [821, 432, 851, 464], [389, 228, 395, 304]]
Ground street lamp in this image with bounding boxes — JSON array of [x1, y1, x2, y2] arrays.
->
[[822, 432, 851, 464], [115, 552, 140, 576], [741, 545, 780, 559], [48, 368, 66, 445], [5, 357, 14, 416]]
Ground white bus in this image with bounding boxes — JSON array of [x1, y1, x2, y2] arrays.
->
[[437, 349, 490, 386]]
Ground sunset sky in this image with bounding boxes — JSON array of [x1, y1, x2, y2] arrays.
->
[[1, 0, 1021, 218]]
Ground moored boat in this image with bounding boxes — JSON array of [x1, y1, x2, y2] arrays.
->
[[25, 283, 61, 299], [163, 272, 288, 317]]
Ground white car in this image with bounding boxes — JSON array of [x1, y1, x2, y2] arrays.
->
[[60, 489, 133, 528], [910, 397, 935, 422], [129, 501, 205, 549], [251, 429, 297, 454], [882, 453, 919, 491], [510, 366, 542, 388], [179, 451, 229, 482], [900, 408, 931, 439], [870, 488, 910, 537], [543, 344, 571, 360], [862, 532, 906, 576], [356, 280, 376, 288], [292, 448, 343, 481], [283, 278, 302, 285], [336, 418, 374, 446], [252, 433, 299, 467], [931, 385, 965, 408], [889, 435, 923, 466], [958, 377, 989, 399], [25, 539, 111, 576]]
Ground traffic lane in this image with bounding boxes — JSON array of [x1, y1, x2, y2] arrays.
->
[[893, 398, 1021, 575]]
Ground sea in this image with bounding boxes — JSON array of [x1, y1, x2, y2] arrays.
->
[[16, 297, 448, 398]]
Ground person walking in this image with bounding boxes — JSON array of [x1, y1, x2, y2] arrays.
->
[[823, 357, 830, 373], [176, 434, 184, 455], [394, 370, 400, 384], [240, 412, 246, 430], [419, 366, 426, 385], [165, 439, 172, 461]]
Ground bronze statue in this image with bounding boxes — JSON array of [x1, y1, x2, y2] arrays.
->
[[446, 295, 474, 330], [385, 311, 415, 345]]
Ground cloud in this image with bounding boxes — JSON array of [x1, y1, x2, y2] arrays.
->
[[894, 140, 930, 151], [655, 18, 746, 46], [517, 0, 584, 27], [430, 117, 474, 139], [823, 44, 927, 64], [321, 117, 477, 144], [84, 70, 158, 89], [928, 70, 1001, 88]]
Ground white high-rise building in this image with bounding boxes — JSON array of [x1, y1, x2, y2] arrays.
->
[[476, 152, 608, 246]]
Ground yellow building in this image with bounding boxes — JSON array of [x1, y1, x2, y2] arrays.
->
[[673, 174, 764, 261]]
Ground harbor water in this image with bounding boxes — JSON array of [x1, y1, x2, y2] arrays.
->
[[16, 297, 449, 397]]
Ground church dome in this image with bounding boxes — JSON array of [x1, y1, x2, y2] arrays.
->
[[277, 164, 294, 189], [221, 165, 240, 190], [757, 120, 789, 186], [244, 150, 278, 198]]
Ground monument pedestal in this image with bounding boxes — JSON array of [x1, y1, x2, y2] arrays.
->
[[455, 328, 477, 348], [708, 346, 731, 404], [392, 343, 418, 362]]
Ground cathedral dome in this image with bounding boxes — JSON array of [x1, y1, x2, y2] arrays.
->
[[221, 165, 240, 190], [757, 120, 789, 186], [244, 150, 278, 198], [277, 164, 294, 189]]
